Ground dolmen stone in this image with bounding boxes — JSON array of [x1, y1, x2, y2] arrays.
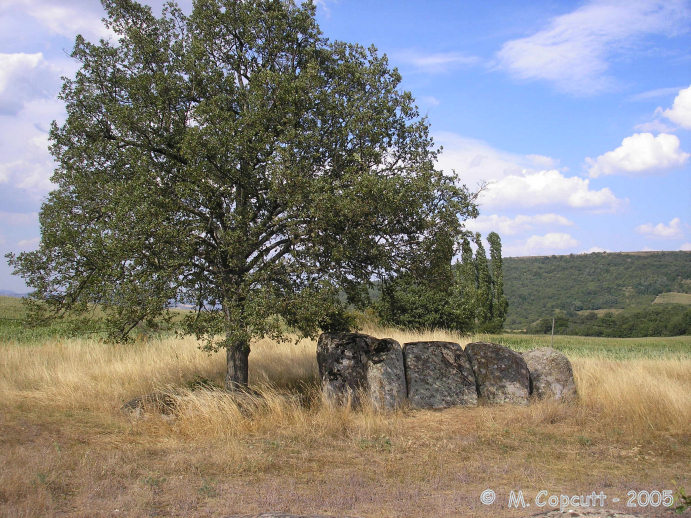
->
[[317, 332, 406, 410], [522, 347, 578, 401], [403, 341, 477, 408], [465, 341, 530, 405]]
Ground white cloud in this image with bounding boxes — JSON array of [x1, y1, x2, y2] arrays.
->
[[633, 119, 676, 133], [395, 50, 479, 73], [0, 52, 59, 115], [495, 0, 691, 95], [505, 233, 580, 256], [636, 218, 684, 239], [628, 86, 685, 102], [479, 169, 622, 211], [0, 133, 55, 195], [662, 85, 691, 129], [680, 243, 691, 251], [435, 132, 623, 212], [525, 154, 559, 169], [587, 133, 689, 177], [0, 0, 112, 41], [0, 98, 63, 198], [466, 213, 573, 236], [435, 132, 561, 186]]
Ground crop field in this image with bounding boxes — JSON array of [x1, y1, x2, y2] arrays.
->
[[1, 315, 689, 517]]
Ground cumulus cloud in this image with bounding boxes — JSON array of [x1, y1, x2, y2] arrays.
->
[[662, 85, 691, 129], [0, 135, 55, 194], [0, 98, 64, 198], [505, 233, 580, 256], [635, 218, 684, 239], [479, 169, 622, 211], [0, 52, 59, 115], [587, 133, 689, 177], [633, 120, 676, 133], [466, 213, 573, 236], [681, 243, 691, 251], [435, 132, 623, 212], [435, 132, 561, 186], [495, 0, 691, 95]]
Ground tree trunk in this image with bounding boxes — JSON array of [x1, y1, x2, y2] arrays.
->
[[225, 338, 250, 390]]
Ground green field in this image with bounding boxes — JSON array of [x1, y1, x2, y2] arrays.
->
[[654, 291, 691, 305], [477, 332, 691, 360], [0, 295, 187, 344]]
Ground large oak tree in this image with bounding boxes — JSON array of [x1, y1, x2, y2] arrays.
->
[[8, 0, 477, 388]]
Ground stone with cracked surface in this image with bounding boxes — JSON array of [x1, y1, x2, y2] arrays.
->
[[465, 341, 530, 405], [522, 347, 578, 401], [403, 341, 477, 408], [317, 332, 406, 410]]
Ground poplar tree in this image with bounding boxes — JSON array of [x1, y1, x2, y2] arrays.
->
[[487, 231, 508, 331], [473, 233, 493, 330]]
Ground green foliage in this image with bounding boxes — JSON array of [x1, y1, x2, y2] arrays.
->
[[487, 231, 508, 331], [5, 0, 476, 386], [375, 231, 507, 332], [473, 235, 492, 329], [376, 231, 463, 330], [674, 483, 690, 514], [526, 305, 691, 337], [503, 251, 691, 329]]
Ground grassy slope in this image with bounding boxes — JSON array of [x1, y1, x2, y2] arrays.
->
[[0, 295, 189, 343], [1, 324, 689, 517], [503, 250, 691, 328], [654, 292, 691, 305]]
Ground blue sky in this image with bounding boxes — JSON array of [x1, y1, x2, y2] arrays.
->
[[0, 0, 690, 292]]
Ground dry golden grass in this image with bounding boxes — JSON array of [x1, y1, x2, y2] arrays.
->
[[1, 329, 689, 517]]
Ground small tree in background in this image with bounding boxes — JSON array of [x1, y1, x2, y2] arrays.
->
[[376, 231, 465, 330], [473, 233, 492, 330], [487, 231, 508, 332], [456, 235, 477, 329], [377, 230, 508, 333], [6, 0, 478, 389]]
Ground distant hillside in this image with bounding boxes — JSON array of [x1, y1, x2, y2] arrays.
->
[[0, 290, 27, 298], [503, 251, 691, 329]]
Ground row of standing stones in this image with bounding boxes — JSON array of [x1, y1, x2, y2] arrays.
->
[[316, 333, 578, 410]]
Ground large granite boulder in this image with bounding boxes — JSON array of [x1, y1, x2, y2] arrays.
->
[[403, 341, 477, 408], [522, 347, 578, 401], [465, 342, 530, 405], [317, 333, 406, 410]]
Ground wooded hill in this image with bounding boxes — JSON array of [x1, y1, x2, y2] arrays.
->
[[503, 251, 691, 331]]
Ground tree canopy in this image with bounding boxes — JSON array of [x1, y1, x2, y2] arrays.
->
[[7, 0, 478, 388], [375, 231, 507, 333]]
